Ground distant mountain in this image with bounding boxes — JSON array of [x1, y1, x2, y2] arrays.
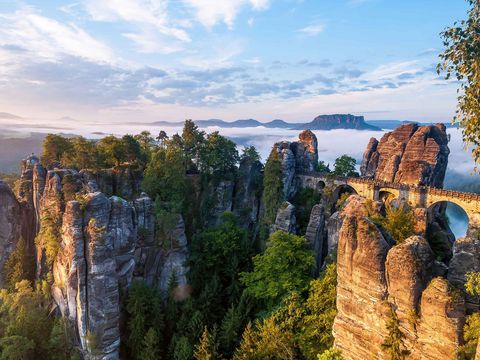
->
[[264, 119, 293, 128], [297, 114, 380, 131], [150, 116, 456, 131], [151, 114, 382, 131]]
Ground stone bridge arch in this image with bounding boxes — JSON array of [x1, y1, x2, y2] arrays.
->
[[426, 189, 480, 227], [377, 188, 400, 204]]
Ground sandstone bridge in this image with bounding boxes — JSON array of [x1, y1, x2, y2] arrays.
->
[[297, 172, 480, 225]]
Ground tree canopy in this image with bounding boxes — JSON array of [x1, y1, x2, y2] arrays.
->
[[332, 155, 358, 177], [241, 231, 315, 310], [439, 0, 480, 170]]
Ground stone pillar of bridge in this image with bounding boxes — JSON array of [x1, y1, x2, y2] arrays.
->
[[413, 208, 428, 235]]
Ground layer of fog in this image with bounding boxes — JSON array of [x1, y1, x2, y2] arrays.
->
[[1, 122, 478, 238]]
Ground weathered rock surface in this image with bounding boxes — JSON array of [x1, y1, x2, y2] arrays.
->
[[333, 196, 466, 359], [53, 193, 136, 359], [272, 130, 319, 199], [361, 123, 449, 187], [333, 196, 391, 359], [273, 141, 296, 199], [294, 129, 318, 173], [273, 201, 296, 233], [448, 220, 480, 311], [0, 181, 23, 287], [81, 166, 143, 200], [415, 277, 465, 359], [305, 204, 326, 272], [232, 158, 263, 229], [326, 211, 343, 257], [385, 236, 434, 344], [208, 180, 235, 226]]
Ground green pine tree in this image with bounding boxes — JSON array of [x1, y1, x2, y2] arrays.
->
[[138, 328, 161, 360], [382, 306, 409, 360]]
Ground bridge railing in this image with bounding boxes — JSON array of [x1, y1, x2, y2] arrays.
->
[[297, 171, 480, 202]]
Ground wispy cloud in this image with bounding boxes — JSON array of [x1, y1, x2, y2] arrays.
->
[[181, 0, 271, 28], [82, 0, 191, 54], [0, 7, 114, 64], [296, 24, 325, 36]]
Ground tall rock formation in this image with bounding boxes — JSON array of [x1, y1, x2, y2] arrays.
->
[[361, 123, 449, 187], [305, 203, 326, 272], [0, 181, 23, 287], [333, 196, 391, 359], [232, 158, 263, 230], [332, 196, 466, 359], [52, 193, 136, 359], [271, 130, 319, 199]]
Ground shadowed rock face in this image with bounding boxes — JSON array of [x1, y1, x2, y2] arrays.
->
[[4, 154, 191, 359], [232, 158, 263, 230], [272, 130, 319, 199], [0, 181, 23, 287], [333, 196, 465, 359], [273, 201, 296, 233], [305, 203, 326, 273], [361, 123, 449, 187]]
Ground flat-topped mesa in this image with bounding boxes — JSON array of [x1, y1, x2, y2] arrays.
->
[[361, 123, 449, 188], [300, 114, 380, 131]]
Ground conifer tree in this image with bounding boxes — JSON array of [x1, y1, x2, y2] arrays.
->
[[382, 306, 409, 360], [233, 322, 257, 360], [139, 328, 161, 360], [194, 327, 219, 360]]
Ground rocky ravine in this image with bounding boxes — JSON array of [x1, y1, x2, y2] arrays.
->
[[0, 151, 264, 359], [0, 155, 190, 359], [0, 124, 479, 359]]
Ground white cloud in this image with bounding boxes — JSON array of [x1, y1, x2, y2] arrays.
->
[[123, 31, 184, 54], [0, 7, 114, 64], [365, 61, 420, 81], [181, 0, 270, 28], [83, 0, 190, 53], [297, 24, 325, 36]]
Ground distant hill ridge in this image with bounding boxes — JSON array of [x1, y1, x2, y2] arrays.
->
[[151, 114, 381, 131]]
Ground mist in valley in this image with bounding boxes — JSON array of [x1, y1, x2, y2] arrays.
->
[[1, 123, 478, 237]]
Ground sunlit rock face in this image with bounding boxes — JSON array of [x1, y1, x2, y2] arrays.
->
[[332, 196, 465, 359], [53, 193, 136, 359], [361, 123, 449, 187]]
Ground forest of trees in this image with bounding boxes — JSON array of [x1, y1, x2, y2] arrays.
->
[[0, 120, 346, 359]]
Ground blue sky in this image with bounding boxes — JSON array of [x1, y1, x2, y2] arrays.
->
[[0, 0, 470, 125]]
